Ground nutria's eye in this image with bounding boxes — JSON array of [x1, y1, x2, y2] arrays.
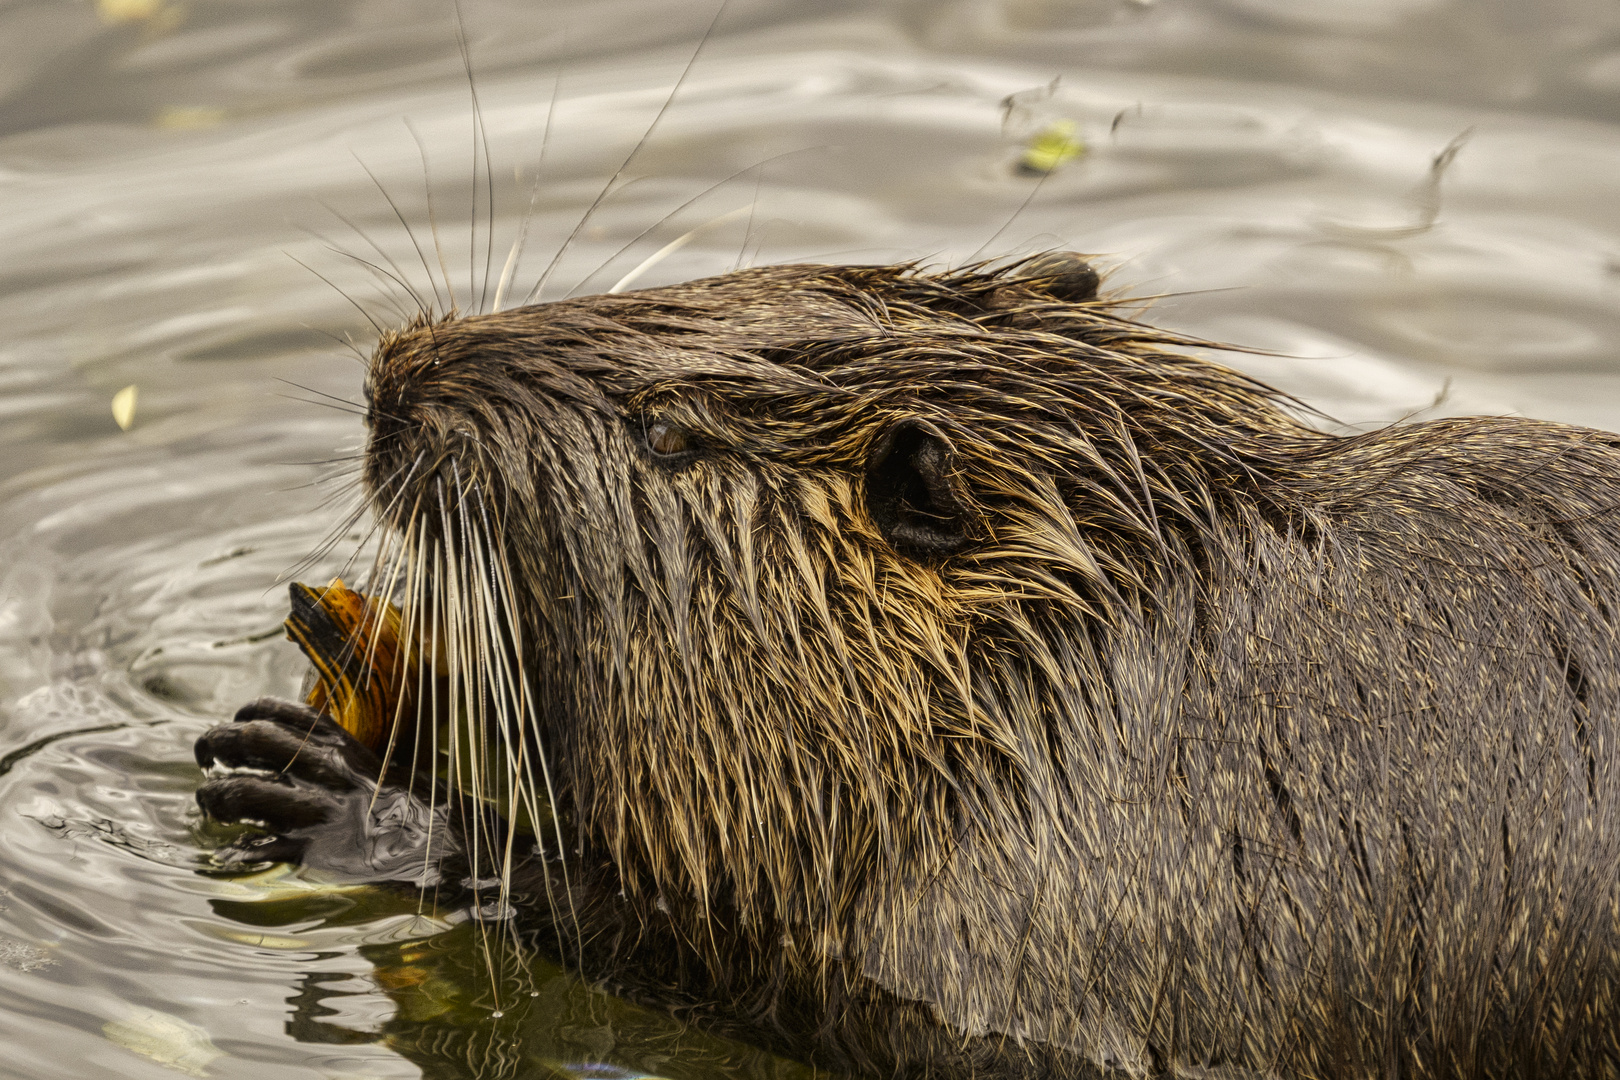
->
[[644, 419, 692, 458]]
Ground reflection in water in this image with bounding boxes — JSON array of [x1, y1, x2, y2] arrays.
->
[[3, 0, 1620, 1077], [196, 877, 815, 1079], [279, 923, 813, 1080]]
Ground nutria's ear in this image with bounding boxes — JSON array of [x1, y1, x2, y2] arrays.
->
[[866, 419, 974, 558], [985, 251, 1100, 311], [1017, 251, 1100, 301]]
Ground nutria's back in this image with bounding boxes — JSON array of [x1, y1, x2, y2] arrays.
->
[[361, 258, 1620, 1078]]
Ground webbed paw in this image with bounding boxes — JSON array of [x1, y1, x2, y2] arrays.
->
[[195, 698, 458, 885]]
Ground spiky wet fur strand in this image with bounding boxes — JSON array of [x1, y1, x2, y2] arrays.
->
[[359, 261, 1620, 1079]]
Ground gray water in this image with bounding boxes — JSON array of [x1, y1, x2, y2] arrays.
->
[[4, 1, 1620, 1077]]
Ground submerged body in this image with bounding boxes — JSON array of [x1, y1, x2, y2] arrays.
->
[[198, 258, 1620, 1078]]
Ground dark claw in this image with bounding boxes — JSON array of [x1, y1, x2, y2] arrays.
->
[[197, 775, 334, 830], [199, 698, 382, 781], [195, 721, 357, 789], [232, 696, 332, 728]]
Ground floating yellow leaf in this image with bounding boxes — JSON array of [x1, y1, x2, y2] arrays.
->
[[154, 106, 226, 131], [1019, 120, 1086, 175], [103, 1006, 223, 1078], [111, 384, 138, 431], [96, 0, 164, 23]]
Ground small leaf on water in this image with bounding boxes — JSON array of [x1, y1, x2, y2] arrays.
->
[[96, 0, 164, 22], [103, 1006, 223, 1078], [112, 385, 138, 431], [154, 106, 227, 131], [1019, 120, 1086, 175]]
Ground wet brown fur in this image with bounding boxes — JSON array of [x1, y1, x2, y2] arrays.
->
[[361, 259, 1620, 1078]]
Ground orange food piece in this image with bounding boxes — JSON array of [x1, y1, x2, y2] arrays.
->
[[284, 579, 424, 754]]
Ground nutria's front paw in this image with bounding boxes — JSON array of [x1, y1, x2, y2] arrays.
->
[[195, 697, 459, 885]]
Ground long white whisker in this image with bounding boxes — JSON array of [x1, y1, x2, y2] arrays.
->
[[449, 0, 497, 315], [492, 70, 563, 313], [350, 150, 446, 316], [608, 205, 751, 294], [469, 523, 542, 983], [406, 119, 460, 314], [521, 0, 731, 307], [441, 464, 507, 1010], [490, 515, 580, 959]]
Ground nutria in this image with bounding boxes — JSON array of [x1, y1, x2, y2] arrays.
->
[[196, 254, 1620, 1079]]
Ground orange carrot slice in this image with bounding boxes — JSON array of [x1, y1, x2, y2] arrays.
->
[[284, 579, 421, 754]]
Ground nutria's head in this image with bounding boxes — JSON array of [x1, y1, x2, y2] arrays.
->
[[359, 256, 1306, 944]]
